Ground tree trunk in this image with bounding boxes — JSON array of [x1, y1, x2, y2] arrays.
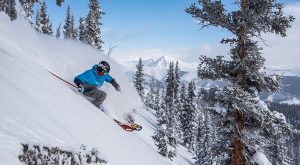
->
[[233, 1, 248, 164], [233, 110, 245, 165]]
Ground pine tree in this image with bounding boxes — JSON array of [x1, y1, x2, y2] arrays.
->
[[287, 140, 296, 165], [153, 123, 169, 157], [174, 61, 180, 100], [159, 86, 166, 118], [19, 0, 35, 22], [0, 0, 4, 12], [56, 0, 64, 7], [153, 94, 169, 157], [71, 15, 78, 39], [172, 61, 182, 140], [186, 0, 296, 164], [153, 86, 160, 111], [63, 6, 73, 39], [85, 0, 105, 50], [270, 134, 291, 165], [163, 62, 178, 159], [197, 92, 229, 164], [153, 84, 179, 159], [78, 17, 87, 42], [1, 0, 17, 21], [178, 83, 187, 141], [195, 108, 213, 165], [145, 76, 156, 110], [133, 58, 145, 102], [182, 81, 198, 151], [35, 6, 42, 33], [8, 0, 17, 20], [39, 1, 52, 35], [296, 144, 300, 164], [56, 23, 61, 39], [1, 0, 39, 21]]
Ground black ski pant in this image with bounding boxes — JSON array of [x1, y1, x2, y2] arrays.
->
[[74, 79, 107, 108]]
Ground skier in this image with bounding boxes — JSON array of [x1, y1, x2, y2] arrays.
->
[[74, 61, 121, 109]]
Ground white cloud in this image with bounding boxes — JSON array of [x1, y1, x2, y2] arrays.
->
[[262, 2, 300, 68], [109, 44, 230, 64], [108, 3, 300, 72]]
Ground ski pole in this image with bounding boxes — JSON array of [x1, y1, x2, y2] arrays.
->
[[48, 70, 78, 88]]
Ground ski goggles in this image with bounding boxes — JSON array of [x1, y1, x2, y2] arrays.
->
[[97, 63, 108, 75]]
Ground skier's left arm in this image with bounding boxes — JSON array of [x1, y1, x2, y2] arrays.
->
[[105, 75, 121, 91]]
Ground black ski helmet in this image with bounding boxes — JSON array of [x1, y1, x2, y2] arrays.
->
[[98, 61, 110, 73]]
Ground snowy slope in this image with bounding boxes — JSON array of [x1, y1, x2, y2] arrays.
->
[[0, 14, 193, 165]]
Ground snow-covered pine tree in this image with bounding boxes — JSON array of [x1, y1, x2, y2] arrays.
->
[[153, 86, 160, 111], [153, 86, 169, 157], [39, 1, 52, 35], [173, 61, 182, 140], [287, 139, 296, 165], [174, 61, 181, 89], [34, 6, 41, 33], [133, 57, 145, 102], [197, 91, 228, 164], [164, 62, 178, 159], [296, 144, 300, 164], [262, 111, 293, 165], [0, 0, 17, 21], [85, 0, 105, 50], [182, 81, 198, 151], [56, 23, 61, 39], [0, 1, 4, 12], [145, 76, 156, 110], [195, 108, 213, 165], [154, 67, 180, 160], [0, 0, 4, 11], [63, 6, 75, 39], [159, 86, 166, 117], [71, 15, 78, 39], [178, 83, 187, 142], [56, 0, 64, 7], [173, 61, 180, 102], [152, 120, 169, 157], [78, 17, 87, 42], [1, 0, 40, 21], [271, 133, 291, 165], [186, 0, 296, 164], [8, 0, 17, 20], [19, 144, 107, 164], [19, 0, 35, 22]]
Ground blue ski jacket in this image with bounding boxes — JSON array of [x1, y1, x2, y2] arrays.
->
[[74, 65, 113, 87]]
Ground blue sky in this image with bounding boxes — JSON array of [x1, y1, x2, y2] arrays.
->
[[46, 0, 229, 47], [44, 0, 300, 65]]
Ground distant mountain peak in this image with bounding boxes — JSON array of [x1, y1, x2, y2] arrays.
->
[[120, 55, 198, 81], [146, 55, 178, 68]]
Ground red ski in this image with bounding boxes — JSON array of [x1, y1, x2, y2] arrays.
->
[[113, 119, 142, 132]]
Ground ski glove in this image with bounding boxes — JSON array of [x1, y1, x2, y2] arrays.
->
[[78, 84, 84, 93], [111, 79, 121, 91]]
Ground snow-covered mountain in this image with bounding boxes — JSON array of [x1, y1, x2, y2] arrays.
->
[[119, 55, 198, 83], [120, 56, 300, 105], [0, 13, 194, 165], [265, 65, 300, 77], [260, 76, 300, 104]]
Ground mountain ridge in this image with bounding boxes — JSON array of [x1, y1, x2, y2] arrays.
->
[[120, 56, 300, 105]]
